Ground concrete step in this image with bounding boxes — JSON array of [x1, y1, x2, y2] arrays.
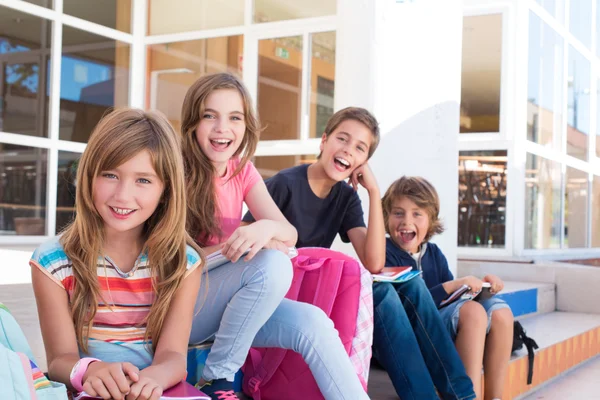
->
[[497, 281, 555, 319]]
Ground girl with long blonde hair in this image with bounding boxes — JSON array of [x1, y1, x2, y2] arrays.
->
[[30, 108, 203, 400], [182, 73, 368, 400]]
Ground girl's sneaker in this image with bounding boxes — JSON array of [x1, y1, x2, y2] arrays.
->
[[197, 378, 241, 400]]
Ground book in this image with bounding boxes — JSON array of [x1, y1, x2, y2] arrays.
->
[[372, 266, 413, 282], [205, 247, 298, 271], [389, 270, 422, 283], [73, 381, 210, 400], [438, 282, 493, 309]]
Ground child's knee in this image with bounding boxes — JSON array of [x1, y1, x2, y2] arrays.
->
[[251, 249, 293, 294], [491, 307, 514, 332], [459, 301, 488, 329]]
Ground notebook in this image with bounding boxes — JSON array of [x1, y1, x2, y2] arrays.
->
[[438, 282, 493, 309], [73, 380, 209, 400], [205, 247, 298, 271], [372, 266, 413, 282]]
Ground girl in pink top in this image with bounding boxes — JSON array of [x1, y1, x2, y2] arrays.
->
[[183, 73, 368, 400]]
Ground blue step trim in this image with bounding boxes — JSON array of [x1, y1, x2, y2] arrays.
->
[[497, 288, 538, 318]]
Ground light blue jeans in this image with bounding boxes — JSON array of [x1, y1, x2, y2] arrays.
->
[[189, 249, 368, 400]]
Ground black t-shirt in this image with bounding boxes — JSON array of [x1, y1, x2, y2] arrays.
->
[[242, 164, 366, 248]]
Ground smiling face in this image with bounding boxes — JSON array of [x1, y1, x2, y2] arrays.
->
[[194, 88, 246, 175], [387, 196, 431, 254], [318, 119, 373, 182], [92, 150, 164, 238]]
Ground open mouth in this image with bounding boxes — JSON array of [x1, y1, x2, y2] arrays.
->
[[210, 138, 233, 151], [334, 157, 351, 171], [110, 206, 136, 218], [399, 230, 416, 242]]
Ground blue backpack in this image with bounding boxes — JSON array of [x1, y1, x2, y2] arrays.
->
[[0, 303, 68, 399]]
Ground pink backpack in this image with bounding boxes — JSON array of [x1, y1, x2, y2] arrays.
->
[[242, 248, 373, 400]]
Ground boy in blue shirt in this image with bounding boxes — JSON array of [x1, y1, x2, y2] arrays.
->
[[382, 176, 514, 400]]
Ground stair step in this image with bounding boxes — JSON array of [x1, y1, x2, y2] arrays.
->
[[497, 281, 555, 319]]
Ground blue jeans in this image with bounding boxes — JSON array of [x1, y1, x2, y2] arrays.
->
[[189, 249, 368, 400], [372, 279, 475, 400]]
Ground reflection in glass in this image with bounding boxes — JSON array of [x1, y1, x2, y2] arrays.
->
[[564, 167, 588, 248], [257, 36, 302, 141], [148, 36, 243, 132], [56, 151, 79, 234], [64, 0, 132, 33], [59, 26, 130, 143], [254, 0, 335, 23], [0, 144, 48, 235], [457, 151, 507, 248], [21, 0, 53, 8], [253, 154, 316, 180], [569, 0, 592, 48], [535, 0, 564, 22], [310, 32, 335, 138], [525, 154, 561, 249], [592, 175, 600, 247], [460, 14, 502, 133], [567, 46, 590, 161], [0, 6, 51, 137], [527, 13, 563, 148], [148, 0, 244, 35]]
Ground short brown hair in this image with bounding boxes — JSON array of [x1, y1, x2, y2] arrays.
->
[[323, 107, 380, 158], [381, 176, 445, 242]]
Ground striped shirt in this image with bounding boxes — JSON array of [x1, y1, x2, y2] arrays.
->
[[30, 236, 202, 369]]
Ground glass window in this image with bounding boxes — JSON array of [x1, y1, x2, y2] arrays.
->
[[569, 0, 592, 48], [525, 154, 562, 249], [64, 0, 132, 33], [148, 0, 244, 35], [254, 0, 336, 24], [460, 14, 502, 133], [457, 151, 507, 248], [527, 13, 563, 148], [257, 36, 302, 140], [310, 32, 335, 138], [148, 35, 243, 132], [59, 26, 130, 143], [567, 46, 590, 161], [535, 0, 565, 23], [21, 0, 53, 8], [592, 175, 600, 247], [564, 167, 588, 248], [0, 7, 51, 137], [253, 154, 316, 180], [596, 78, 600, 158], [56, 151, 79, 234], [0, 144, 48, 236]]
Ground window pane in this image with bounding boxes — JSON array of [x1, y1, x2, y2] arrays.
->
[[460, 14, 502, 133], [56, 151, 79, 234], [21, 0, 53, 8], [257, 36, 302, 141], [564, 167, 588, 248], [525, 154, 561, 249], [0, 144, 47, 235], [148, 35, 243, 132], [253, 154, 316, 180], [592, 175, 600, 247], [569, 0, 592, 48], [567, 46, 590, 161], [64, 0, 132, 33], [597, 78, 600, 158], [148, 0, 244, 35], [254, 0, 336, 23], [310, 32, 335, 138], [457, 151, 507, 248], [0, 6, 51, 137], [535, 0, 565, 23], [60, 26, 130, 143], [527, 13, 563, 148]]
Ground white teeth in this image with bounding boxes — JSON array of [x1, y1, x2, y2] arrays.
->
[[212, 139, 232, 144], [111, 207, 134, 215], [335, 157, 350, 166]]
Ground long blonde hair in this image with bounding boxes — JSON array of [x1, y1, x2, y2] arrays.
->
[[60, 108, 202, 353], [180, 73, 260, 244]]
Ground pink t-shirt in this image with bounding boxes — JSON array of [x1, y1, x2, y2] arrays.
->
[[203, 158, 262, 246]]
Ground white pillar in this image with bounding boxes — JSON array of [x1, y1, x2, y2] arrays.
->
[[334, 0, 464, 275]]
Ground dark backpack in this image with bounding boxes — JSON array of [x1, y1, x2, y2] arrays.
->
[[512, 321, 539, 385]]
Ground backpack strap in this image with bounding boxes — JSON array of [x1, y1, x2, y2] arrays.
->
[[522, 332, 539, 385]]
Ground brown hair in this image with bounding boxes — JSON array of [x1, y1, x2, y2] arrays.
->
[[382, 176, 445, 242], [60, 108, 202, 353], [180, 73, 260, 243], [322, 107, 380, 158]]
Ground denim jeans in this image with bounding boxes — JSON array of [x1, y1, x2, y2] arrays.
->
[[190, 249, 368, 400], [440, 297, 511, 340], [372, 279, 475, 400]]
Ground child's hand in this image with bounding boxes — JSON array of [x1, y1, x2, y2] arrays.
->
[[460, 275, 484, 294], [223, 220, 274, 262], [350, 163, 379, 193], [126, 376, 163, 400], [262, 239, 289, 255], [82, 361, 139, 399], [483, 274, 504, 293]]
